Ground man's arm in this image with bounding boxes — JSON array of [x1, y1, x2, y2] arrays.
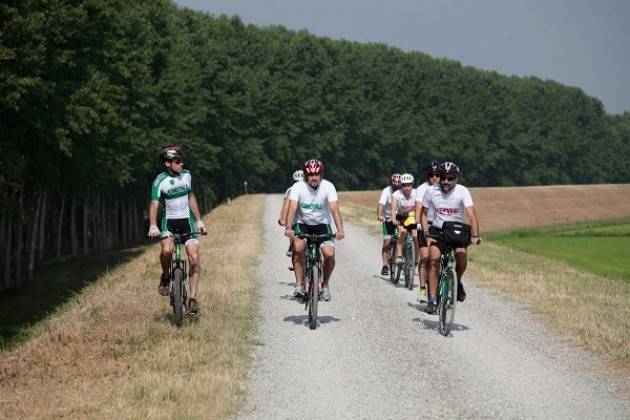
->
[[329, 201, 345, 240], [420, 207, 429, 237], [465, 205, 481, 244], [278, 197, 289, 226], [285, 199, 298, 237], [415, 200, 423, 227], [189, 192, 205, 231], [377, 203, 384, 222], [148, 200, 161, 237], [390, 196, 399, 226]]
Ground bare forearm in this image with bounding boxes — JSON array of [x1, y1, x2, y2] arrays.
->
[[149, 201, 159, 226], [189, 193, 202, 221]]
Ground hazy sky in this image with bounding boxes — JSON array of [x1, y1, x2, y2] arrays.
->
[[174, 0, 630, 114]]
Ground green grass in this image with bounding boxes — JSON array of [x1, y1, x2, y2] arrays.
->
[[488, 218, 630, 281]]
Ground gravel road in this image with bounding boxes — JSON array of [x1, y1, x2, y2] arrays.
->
[[237, 195, 629, 419]]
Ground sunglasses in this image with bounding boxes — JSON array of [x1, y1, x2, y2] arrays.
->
[[440, 175, 456, 181], [172, 159, 184, 165], [428, 172, 440, 178]]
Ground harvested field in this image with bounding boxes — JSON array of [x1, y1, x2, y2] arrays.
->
[[340, 184, 630, 232]]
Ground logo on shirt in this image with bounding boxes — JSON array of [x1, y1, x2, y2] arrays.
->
[[301, 202, 323, 210], [436, 207, 461, 215]]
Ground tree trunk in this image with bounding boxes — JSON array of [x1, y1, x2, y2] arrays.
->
[[4, 221, 12, 290], [70, 196, 78, 257], [28, 192, 42, 281], [38, 190, 48, 261], [83, 199, 89, 256], [15, 221, 23, 288], [56, 195, 66, 258], [112, 196, 119, 248]]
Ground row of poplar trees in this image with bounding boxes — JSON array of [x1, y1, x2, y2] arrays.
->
[[1, 0, 629, 290]]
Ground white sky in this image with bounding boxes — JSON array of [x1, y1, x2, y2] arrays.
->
[[175, 0, 630, 114]]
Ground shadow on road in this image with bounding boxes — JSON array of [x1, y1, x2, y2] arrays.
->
[[283, 314, 341, 326]]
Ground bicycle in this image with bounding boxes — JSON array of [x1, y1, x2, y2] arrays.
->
[[428, 233, 457, 336], [297, 232, 336, 330], [394, 226, 415, 290], [164, 231, 207, 327]]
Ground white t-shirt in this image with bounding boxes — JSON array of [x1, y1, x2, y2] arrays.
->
[[392, 188, 418, 215], [415, 181, 436, 222], [284, 182, 301, 224], [378, 186, 396, 221], [151, 170, 193, 219], [289, 179, 338, 225], [422, 184, 474, 229]]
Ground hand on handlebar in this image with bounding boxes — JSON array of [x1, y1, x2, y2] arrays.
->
[[285, 228, 295, 238], [148, 225, 161, 238], [336, 231, 345, 241]]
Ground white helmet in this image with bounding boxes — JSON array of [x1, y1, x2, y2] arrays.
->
[[292, 170, 304, 182], [400, 173, 414, 184]]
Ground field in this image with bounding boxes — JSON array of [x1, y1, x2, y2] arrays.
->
[[488, 220, 630, 281]]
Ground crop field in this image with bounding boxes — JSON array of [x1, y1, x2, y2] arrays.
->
[[488, 220, 630, 281]]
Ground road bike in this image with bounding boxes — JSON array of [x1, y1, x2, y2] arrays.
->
[[298, 232, 336, 330], [394, 226, 415, 290], [428, 233, 458, 336], [165, 231, 207, 327]]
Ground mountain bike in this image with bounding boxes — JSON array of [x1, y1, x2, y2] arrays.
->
[[428, 233, 457, 336], [298, 232, 336, 330], [166, 231, 207, 327], [395, 226, 415, 290], [387, 228, 399, 283]]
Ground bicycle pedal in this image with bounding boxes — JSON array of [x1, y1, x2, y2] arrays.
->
[[288, 266, 294, 271]]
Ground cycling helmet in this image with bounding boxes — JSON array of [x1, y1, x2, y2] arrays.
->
[[440, 161, 460, 175], [400, 173, 414, 184], [159, 144, 185, 162], [303, 159, 324, 175], [292, 169, 304, 182], [389, 173, 402, 187], [425, 160, 441, 174]]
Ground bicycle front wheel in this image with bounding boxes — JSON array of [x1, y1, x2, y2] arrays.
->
[[172, 268, 185, 327], [389, 238, 397, 283], [308, 266, 319, 330], [437, 270, 457, 336]]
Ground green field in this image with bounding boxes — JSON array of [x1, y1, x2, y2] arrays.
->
[[488, 219, 630, 281]]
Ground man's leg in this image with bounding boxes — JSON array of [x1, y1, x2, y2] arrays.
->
[[158, 237, 173, 295], [292, 237, 306, 294], [418, 245, 429, 289], [396, 229, 406, 262], [454, 248, 468, 301], [382, 237, 392, 265], [186, 242, 201, 299], [321, 244, 335, 301], [425, 245, 442, 313]]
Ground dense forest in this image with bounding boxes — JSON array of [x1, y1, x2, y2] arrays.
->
[[1, 0, 629, 289]]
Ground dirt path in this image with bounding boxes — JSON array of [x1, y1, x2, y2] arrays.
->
[[237, 195, 629, 419]]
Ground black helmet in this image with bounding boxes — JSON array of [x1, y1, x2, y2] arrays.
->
[[425, 160, 441, 174], [440, 161, 460, 175], [159, 144, 185, 162]]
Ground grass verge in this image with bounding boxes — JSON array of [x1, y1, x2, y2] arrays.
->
[[340, 200, 630, 365], [0, 194, 264, 419]]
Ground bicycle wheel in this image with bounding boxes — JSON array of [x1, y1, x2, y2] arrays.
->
[[389, 238, 397, 282], [404, 239, 413, 290], [172, 268, 185, 327], [437, 269, 457, 336], [308, 265, 319, 330]]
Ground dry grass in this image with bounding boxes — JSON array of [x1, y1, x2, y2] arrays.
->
[[341, 188, 630, 365], [0, 194, 264, 419], [341, 184, 630, 232]]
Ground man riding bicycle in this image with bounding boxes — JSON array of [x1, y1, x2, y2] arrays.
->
[[285, 159, 345, 301], [377, 173, 401, 275], [414, 161, 441, 301], [147, 144, 207, 315], [391, 173, 419, 266], [420, 162, 481, 314]]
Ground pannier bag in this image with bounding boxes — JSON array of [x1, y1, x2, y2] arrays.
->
[[441, 221, 471, 248]]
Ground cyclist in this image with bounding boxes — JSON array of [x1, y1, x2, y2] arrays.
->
[[391, 173, 419, 267], [420, 162, 481, 314], [377, 173, 401, 275], [278, 170, 304, 258], [285, 159, 345, 301], [147, 144, 207, 315], [414, 161, 441, 301]]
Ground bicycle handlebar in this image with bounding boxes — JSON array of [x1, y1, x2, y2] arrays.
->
[[297, 233, 336, 241], [151, 230, 208, 243]]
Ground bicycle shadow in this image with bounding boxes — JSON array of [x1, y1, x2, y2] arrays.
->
[[413, 317, 470, 334], [283, 314, 341, 327]]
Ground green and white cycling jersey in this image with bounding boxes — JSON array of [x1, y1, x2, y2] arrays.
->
[[151, 170, 193, 220]]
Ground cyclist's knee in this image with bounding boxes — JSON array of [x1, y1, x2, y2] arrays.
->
[[189, 263, 201, 275]]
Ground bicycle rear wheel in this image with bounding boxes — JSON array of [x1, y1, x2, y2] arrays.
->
[[437, 270, 457, 336], [389, 238, 397, 282], [308, 266, 318, 330], [172, 268, 185, 327]]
